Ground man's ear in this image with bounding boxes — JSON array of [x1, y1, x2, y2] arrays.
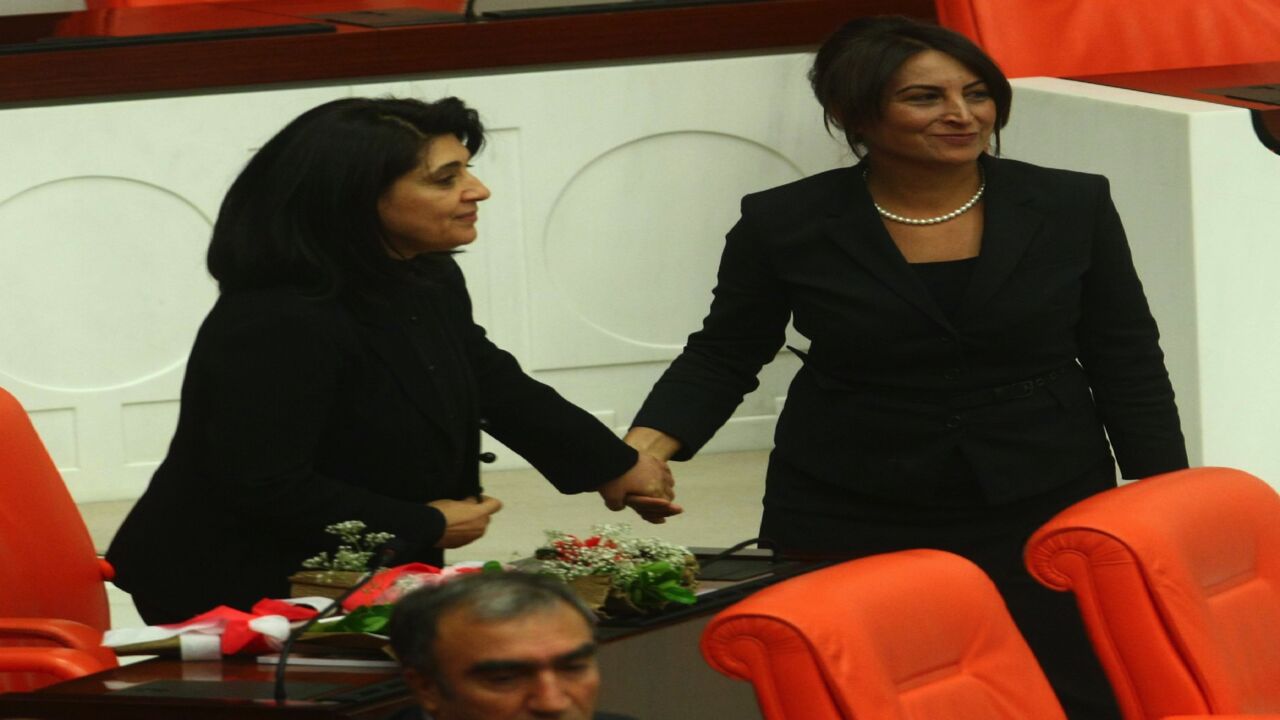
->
[[404, 669, 443, 714]]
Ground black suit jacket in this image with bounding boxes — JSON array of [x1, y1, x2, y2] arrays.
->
[[108, 256, 636, 620], [634, 155, 1187, 516]]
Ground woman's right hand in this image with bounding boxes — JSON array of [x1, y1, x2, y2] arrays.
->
[[428, 495, 503, 549]]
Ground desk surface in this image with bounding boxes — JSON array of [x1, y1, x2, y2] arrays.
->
[[1073, 61, 1280, 152], [0, 0, 932, 106], [0, 658, 413, 719], [1074, 61, 1280, 111], [0, 552, 823, 719]]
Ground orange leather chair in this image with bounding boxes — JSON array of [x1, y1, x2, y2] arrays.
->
[[935, 0, 1280, 78], [1027, 467, 1280, 719], [701, 549, 1069, 719], [0, 387, 117, 692]]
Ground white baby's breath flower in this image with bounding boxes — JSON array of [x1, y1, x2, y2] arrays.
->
[[302, 521, 397, 572], [536, 524, 695, 589]]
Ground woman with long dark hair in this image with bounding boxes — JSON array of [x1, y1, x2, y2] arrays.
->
[[108, 97, 680, 625]]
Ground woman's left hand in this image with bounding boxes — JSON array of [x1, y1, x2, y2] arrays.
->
[[597, 453, 684, 524]]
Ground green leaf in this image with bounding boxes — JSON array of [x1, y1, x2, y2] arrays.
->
[[312, 604, 393, 634], [622, 561, 697, 610]]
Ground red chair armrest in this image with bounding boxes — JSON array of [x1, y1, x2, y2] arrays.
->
[[0, 618, 102, 650], [0, 647, 111, 683], [0, 618, 118, 668]]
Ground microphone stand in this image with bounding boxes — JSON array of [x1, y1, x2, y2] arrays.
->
[[464, 0, 478, 22], [273, 545, 399, 705]]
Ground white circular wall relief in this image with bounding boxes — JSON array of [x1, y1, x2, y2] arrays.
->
[[0, 177, 217, 391], [544, 132, 803, 347]]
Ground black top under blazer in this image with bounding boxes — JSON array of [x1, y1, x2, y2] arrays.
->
[[108, 256, 636, 619], [633, 155, 1188, 520]]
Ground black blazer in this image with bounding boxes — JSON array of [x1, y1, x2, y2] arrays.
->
[[108, 256, 636, 619], [634, 155, 1187, 515]]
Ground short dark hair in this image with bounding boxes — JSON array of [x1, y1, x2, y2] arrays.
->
[[808, 16, 1012, 155], [389, 573, 596, 680], [207, 96, 484, 296]]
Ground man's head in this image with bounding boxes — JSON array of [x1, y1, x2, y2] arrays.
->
[[389, 572, 600, 720]]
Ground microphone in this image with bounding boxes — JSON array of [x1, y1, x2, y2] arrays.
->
[[464, 0, 479, 22], [273, 540, 404, 704]]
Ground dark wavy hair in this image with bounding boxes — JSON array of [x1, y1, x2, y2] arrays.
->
[[809, 16, 1012, 156], [207, 96, 484, 296]]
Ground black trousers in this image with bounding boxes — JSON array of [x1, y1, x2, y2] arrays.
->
[[760, 458, 1122, 720]]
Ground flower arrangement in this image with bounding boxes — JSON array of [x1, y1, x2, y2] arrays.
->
[[290, 520, 395, 599], [535, 523, 698, 616], [301, 520, 396, 572]]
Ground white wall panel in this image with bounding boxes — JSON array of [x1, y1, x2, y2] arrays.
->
[[538, 130, 802, 366]]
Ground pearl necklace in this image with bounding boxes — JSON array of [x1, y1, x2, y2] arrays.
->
[[864, 167, 986, 226]]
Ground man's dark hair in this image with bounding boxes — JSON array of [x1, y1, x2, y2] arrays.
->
[[809, 15, 1012, 155], [207, 96, 484, 297], [389, 572, 596, 681]]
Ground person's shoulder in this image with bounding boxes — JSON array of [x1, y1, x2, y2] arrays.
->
[[202, 287, 352, 343], [214, 286, 342, 314], [986, 155, 1108, 192], [985, 155, 1114, 217], [737, 165, 859, 233], [742, 165, 857, 209], [409, 253, 465, 287]]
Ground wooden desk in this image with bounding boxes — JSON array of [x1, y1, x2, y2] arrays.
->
[[0, 553, 822, 719], [0, 659, 414, 719]]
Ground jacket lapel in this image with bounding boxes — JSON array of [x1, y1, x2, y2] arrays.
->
[[960, 155, 1046, 320], [823, 163, 954, 330]]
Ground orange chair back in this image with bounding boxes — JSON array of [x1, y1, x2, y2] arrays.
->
[[0, 387, 113, 691], [935, 0, 1280, 78], [701, 549, 1067, 720], [1026, 467, 1280, 718]]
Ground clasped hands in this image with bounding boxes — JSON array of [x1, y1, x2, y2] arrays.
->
[[431, 429, 683, 549], [596, 452, 683, 524]]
